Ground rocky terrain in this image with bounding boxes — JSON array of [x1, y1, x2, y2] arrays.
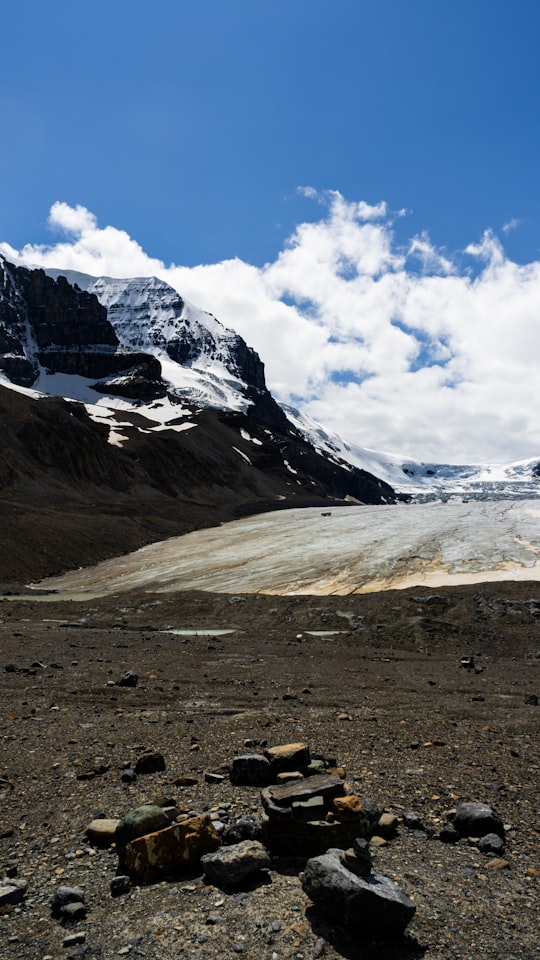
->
[[0, 255, 538, 960], [0, 581, 538, 960]]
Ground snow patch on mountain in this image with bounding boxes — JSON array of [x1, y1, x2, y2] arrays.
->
[[283, 403, 540, 500]]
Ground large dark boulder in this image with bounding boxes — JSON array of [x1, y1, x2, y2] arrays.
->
[[302, 848, 416, 939], [453, 802, 504, 838]]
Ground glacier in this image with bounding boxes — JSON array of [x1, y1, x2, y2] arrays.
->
[[38, 499, 540, 597]]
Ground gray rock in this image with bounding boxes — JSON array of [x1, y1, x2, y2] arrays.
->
[[62, 932, 86, 947], [262, 814, 370, 859], [110, 875, 132, 897], [454, 802, 504, 838], [0, 879, 28, 908], [229, 754, 271, 787], [302, 848, 415, 938], [51, 885, 84, 918], [477, 832, 505, 854], [339, 841, 372, 877], [201, 839, 270, 886], [205, 772, 225, 784], [116, 671, 138, 687], [59, 902, 88, 924], [402, 812, 424, 831], [439, 826, 460, 844], [222, 815, 263, 845]]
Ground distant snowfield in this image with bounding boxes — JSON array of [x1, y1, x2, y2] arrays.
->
[[38, 499, 540, 597]]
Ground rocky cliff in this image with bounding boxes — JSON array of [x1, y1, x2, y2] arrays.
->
[[0, 257, 165, 398]]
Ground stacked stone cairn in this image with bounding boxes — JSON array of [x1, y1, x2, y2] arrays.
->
[[228, 741, 416, 938], [83, 740, 509, 939]]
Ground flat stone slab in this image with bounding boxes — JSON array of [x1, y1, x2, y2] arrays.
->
[[302, 848, 415, 938], [262, 773, 344, 808]]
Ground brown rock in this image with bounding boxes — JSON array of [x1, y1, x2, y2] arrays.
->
[[330, 795, 366, 823], [486, 858, 510, 870], [124, 814, 220, 881], [85, 818, 120, 848], [376, 812, 399, 838], [276, 771, 304, 783], [264, 741, 311, 773]]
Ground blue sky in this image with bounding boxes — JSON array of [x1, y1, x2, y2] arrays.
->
[[2, 1, 540, 462]]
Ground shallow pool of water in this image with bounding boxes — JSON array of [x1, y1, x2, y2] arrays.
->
[[162, 628, 236, 637], [0, 592, 105, 603]]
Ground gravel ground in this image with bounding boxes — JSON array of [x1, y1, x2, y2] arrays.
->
[[0, 583, 538, 959]]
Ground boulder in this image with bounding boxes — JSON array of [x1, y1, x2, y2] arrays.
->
[[0, 879, 28, 908], [201, 839, 270, 886], [477, 832, 505, 855], [302, 848, 415, 938], [124, 814, 220, 882], [453, 802, 504, 838]]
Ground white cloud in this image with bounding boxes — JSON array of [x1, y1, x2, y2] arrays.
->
[[2, 189, 540, 464]]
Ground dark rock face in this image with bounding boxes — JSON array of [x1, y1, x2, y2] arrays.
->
[[0, 257, 164, 398]]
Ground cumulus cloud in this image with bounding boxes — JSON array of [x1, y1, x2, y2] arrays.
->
[[2, 189, 540, 464]]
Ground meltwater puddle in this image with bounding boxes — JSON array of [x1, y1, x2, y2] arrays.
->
[[162, 628, 236, 637]]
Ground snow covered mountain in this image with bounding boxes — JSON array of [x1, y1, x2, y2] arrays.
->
[[283, 404, 540, 500], [0, 256, 398, 584], [44, 268, 266, 413], [1, 253, 538, 508]]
